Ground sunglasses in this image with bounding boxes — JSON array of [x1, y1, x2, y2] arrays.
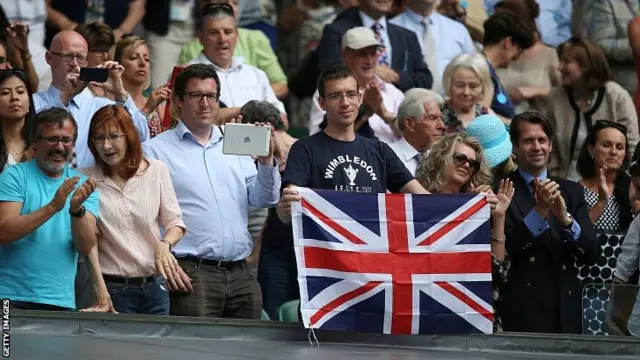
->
[[0, 56, 5, 64], [595, 120, 627, 135], [203, 3, 234, 16], [453, 153, 480, 171]]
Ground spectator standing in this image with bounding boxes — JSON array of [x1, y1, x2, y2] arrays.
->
[[0, 108, 99, 311], [308, 27, 403, 144], [34, 30, 150, 168], [535, 38, 639, 181], [575, 121, 634, 335], [390, 0, 475, 93], [388, 88, 444, 176], [493, 0, 561, 115], [498, 111, 599, 334], [480, 10, 535, 124], [2, 0, 51, 90], [143, 64, 281, 319], [315, 0, 433, 91], [178, 0, 288, 99], [186, 4, 286, 122], [440, 53, 492, 134], [586, 0, 639, 96], [80, 105, 187, 315], [111, 35, 171, 137], [0, 69, 36, 171]]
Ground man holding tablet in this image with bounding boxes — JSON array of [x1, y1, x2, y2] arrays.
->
[[143, 63, 281, 320]]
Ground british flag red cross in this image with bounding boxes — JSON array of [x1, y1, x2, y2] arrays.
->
[[291, 188, 494, 335]]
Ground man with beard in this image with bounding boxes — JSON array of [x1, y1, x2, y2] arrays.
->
[[0, 108, 99, 311], [498, 111, 598, 333]]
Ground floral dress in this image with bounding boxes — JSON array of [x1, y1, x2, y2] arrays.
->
[[492, 256, 510, 332]]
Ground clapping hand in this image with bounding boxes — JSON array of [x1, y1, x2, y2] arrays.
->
[[493, 179, 515, 217], [597, 165, 610, 202], [70, 178, 97, 212], [50, 177, 80, 212]]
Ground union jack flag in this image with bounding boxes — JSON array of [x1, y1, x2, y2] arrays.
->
[[291, 188, 494, 335]]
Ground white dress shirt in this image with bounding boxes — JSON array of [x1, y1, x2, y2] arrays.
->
[[390, 9, 475, 90], [308, 77, 404, 145], [388, 137, 420, 176], [188, 53, 286, 114]]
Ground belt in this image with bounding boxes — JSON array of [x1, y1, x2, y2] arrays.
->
[[102, 274, 155, 285], [176, 255, 245, 270]]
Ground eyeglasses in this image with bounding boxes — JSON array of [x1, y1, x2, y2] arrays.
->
[[40, 136, 73, 146], [49, 51, 88, 63], [453, 153, 480, 171], [0, 56, 5, 64], [185, 92, 219, 103], [93, 133, 125, 144], [595, 120, 627, 134], [325, 91, 360, 102]]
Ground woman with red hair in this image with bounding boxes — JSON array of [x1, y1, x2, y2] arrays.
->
[[80, 105, 188, 314]]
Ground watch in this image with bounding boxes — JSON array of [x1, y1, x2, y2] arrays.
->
[[561, 213, 573, 228], [70, 206, 86, 218]]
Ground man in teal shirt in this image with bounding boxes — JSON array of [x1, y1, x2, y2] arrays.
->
[[179, 0, 288, 99], [0, 108, 99, 311]]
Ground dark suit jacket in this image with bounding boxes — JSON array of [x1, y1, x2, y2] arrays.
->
[[315, 8, 432, 92], [498, 170, 599, 334]]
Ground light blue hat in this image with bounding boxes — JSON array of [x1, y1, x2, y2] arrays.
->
[[466, 114, 512, 168]]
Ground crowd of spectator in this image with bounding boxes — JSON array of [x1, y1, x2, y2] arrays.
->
[[0, 0, 640, 339]]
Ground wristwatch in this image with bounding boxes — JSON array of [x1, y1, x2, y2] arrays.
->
[[561, 213, 574, 228], [70, 206, 86, 218]]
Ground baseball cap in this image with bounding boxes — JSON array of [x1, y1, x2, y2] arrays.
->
[[341, 27, 385, 51]]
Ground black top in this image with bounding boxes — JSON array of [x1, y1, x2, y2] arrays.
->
[[262, 131, 414, 251]]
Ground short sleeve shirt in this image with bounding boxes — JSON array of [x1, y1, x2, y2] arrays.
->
[[283, 131, 414, 193], [0, 160, 99, 309]]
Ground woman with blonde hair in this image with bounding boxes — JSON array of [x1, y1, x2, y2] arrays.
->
[[416, 132, 514, 331], [111, 35, 170, 137], [440, 53, 494, 134]]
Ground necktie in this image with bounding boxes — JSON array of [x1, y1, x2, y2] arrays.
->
[[371, 22, 389, 66], [414, 152, 424, 164], [422, 17, 440, 92]]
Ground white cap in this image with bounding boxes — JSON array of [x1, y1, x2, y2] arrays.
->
[[341, 27, 384, 51]]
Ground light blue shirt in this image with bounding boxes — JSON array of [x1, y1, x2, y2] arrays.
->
[[518, 168, 581, 240], [389, 9, 475, 82], [360, 11, 392, 62], [142, 122, 281, 261], [484, 0, 572, 47], [33, 85, 150, 168], [0, 160, 99, 309]]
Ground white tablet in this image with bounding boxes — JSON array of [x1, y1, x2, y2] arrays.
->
[[222, 123, 271, 157]]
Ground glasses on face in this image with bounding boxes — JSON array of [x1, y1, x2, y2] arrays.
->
[[184, 92, 219, 103], [325, 91, 360, 102], [49, 51, 88, 63], [40, 136, 73, 146], [93, 133, 125, 144], [0, 56, 5, 64], [453, 152, 480, 171]]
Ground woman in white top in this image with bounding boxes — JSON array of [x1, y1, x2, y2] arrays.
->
[[0, 68, 35, 171]]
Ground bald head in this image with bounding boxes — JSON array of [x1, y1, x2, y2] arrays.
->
[[47, 30, 89, 88]]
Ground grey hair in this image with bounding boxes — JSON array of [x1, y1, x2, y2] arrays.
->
[[397, 89, 444, 132], [240, 101, 285, 130], [441, 53, 492, 99]]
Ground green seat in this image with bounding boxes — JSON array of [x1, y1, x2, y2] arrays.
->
[[277, 300, 300, 322], [261, 309, 270, 321]]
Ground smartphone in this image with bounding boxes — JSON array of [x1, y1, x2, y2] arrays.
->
[[222, 123, 270, 157], [79, 68, 108, 83]]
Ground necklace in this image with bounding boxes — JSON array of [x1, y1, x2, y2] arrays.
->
[[5, 142, 24, 158]]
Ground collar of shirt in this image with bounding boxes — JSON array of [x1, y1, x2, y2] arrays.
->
[[396, 137, 419, 162], [405, 7, 438, 26], [174, 121, 223, 146], [196, 52, 244, 72], [518, 167, 548, 186], [46, 84, 86, 108], [359, 10, 387, 29]]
